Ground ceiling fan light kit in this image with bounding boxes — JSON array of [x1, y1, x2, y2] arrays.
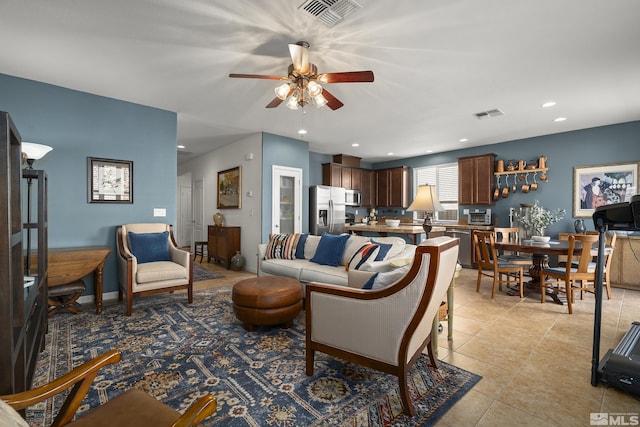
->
[[229, 41, 374, 111]]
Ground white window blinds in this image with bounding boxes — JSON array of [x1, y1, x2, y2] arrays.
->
[[413, 163, 458, 221]]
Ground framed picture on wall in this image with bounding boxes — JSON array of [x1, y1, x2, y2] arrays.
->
[[573, 162, 638, 217], [217, 166, 241, 209], [88, 157, 133, 203]]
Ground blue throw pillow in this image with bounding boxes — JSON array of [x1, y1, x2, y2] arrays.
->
[[128, 231, 171, 264], [310, 233, 350, 267], [362, 273, 379, 290], [295, 233, 309, 259], [371, 239, 393, 261]]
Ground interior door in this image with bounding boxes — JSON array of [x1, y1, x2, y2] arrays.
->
[[180, 183, 192, 247], [193, 179, 204, 243], [272, 166, 302, 235]]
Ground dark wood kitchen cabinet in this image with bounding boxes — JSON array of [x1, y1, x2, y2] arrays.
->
[[376, 166, 410, 208], [360, 169, 376, 207], [458, 153, 495, 205], [207, 226, 240, 269]]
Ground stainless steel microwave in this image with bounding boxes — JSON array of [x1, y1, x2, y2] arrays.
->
[[345, 189, 361, 206], [468, 208, 492, 225]]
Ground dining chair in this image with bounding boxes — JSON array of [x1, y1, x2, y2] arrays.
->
[[472, 230, 524, 298], [540, 234, 599, 314], [493, 227, 533, 266]]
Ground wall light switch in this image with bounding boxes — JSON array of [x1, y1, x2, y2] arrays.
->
[[154, 208, 166, 217]]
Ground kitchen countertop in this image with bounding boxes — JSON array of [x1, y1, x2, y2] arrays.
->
[[432, 223, 494, 231], [346, 223, 446, 234]]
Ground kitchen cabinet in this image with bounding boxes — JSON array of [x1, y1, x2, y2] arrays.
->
[[376, 166, 410, 208], [610, 234, 640, 291], [322, 163, 343, 187], [207, 226, 241, 269], [458, 153, 495, 205], [360, 169, 376, 207]]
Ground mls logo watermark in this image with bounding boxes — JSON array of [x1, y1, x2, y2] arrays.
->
[[591, 413, 640, 425]]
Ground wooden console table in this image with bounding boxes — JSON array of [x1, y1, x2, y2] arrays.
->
[[49, 246, 111, 314]]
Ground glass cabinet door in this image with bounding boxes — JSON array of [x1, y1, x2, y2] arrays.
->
[[272, 166, 302, 235]]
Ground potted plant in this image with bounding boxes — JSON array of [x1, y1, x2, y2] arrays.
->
[[513, 200, 566, 239]]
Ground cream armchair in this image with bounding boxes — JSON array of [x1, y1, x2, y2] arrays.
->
[[116, 223, 193, 316], [305, 236, 459, 417]]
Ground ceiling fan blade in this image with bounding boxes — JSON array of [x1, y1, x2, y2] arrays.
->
[[229, 73, 286, 80], [317, 71, 374, 84], [288, 42, 310, 74], [321, 89, 344, 110], [266, 97, 284, 108]]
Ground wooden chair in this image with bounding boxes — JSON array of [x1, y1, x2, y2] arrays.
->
[[493, 227, 533, 266], [0, 350, 217, 427], [541, 234, 599, 314], [116, 224, 193, 316], [473, 230, 524, 298], [305, 237, 459, 416]]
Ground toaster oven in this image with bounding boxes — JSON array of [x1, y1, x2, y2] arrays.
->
[[468, 209, 492, 225]]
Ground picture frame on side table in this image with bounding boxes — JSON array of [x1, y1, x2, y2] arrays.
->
[[573, 162, 638, 218], [88, 157, 133, 203], [217, 166, 241, 209]]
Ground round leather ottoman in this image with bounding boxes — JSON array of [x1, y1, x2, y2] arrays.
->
[[232, 276, 303, 331]]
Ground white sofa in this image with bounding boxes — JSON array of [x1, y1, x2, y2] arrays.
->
[[257, 234, 416, 290]]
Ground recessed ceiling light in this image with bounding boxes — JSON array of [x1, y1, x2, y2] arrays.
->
[[387, 152, 394, 156], [177, 145, 185, 149], [426, 150, 433, 153], [352, 143, 359, 147], [542, 101, 557, 108], [298, 129, 307, 135], [459, 138, 468, 142], [554, 117, 567, 122]]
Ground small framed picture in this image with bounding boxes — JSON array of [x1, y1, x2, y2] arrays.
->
[[217, 166, 241, 209], [573, 162, 638, 217], [88, 157, 133, 203]]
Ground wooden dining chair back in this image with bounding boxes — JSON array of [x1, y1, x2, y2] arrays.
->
[[472, 230, 524, 298], [540, 234, 599, 314], [493, 227, 532, 266], [584, 231, 617, 300]]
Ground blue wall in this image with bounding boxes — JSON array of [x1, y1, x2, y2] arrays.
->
[[0, 73, 178, 296], [311, 121, 640, 237], [261, 132, 310, 242]]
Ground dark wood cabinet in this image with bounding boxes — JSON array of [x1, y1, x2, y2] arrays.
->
[[207, 226, 241, 269], [360, 169, 376, 208], [376, 166, 410, 208], [1, 112, 48, 395], [458, 153, 495, 205], [322, 163, 343, 187], [350, 168, 362, 191]]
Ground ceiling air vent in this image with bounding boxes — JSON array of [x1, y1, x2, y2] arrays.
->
[[474, 108, 504, 120], [299, 0, 366, 27]]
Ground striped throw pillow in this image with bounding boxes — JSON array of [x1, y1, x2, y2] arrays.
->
[[265, 234, 301, 260], [346, 243, 380, 271]]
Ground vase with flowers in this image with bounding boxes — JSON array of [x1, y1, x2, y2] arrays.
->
[[513, 200, 566, 239]]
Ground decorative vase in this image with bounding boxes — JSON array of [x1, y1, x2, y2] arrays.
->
[[230, 251, 245, 271], [213, 212, 224, 227], [574, 219, 586, 234]]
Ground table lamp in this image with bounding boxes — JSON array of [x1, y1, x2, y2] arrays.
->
[[407, 184, 444, 234]]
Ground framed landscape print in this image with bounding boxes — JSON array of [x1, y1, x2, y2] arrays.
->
[[88, 157, 133, 203], [217, 166, 241, 209], [573, 162, 638, 217]]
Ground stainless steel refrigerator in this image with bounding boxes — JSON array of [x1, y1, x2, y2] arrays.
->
[[310, 185, 346, 235]]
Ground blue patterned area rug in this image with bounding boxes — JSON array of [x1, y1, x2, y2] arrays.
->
[[28, 288, 481, 426], [193, 264, 224, 281]]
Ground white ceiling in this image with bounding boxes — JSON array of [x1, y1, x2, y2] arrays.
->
[[1, 1, 639, 165]]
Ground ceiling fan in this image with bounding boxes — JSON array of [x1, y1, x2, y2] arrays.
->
[[229, 41, 374, 110]]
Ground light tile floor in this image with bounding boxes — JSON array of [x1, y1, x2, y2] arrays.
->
[[194, 261, 640, 427]]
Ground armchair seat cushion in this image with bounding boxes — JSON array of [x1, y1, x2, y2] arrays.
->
[[136, 261, 188, 284]]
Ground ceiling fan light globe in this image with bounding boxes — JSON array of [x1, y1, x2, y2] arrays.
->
[[286, 97, 299, 110], [313, 94, 328, 108], [307, 81, 322, 97], [275, 83, 291, 100]]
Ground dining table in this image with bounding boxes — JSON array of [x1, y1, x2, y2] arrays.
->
[[493, 238, 609, 305]]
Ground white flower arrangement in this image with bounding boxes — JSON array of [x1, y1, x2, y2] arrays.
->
[[514, 200, 566, 236]]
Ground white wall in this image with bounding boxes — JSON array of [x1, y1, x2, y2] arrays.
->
[[178, 133, 263, 273]]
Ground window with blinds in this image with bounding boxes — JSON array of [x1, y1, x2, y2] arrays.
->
[[413, 163, 459, 222]]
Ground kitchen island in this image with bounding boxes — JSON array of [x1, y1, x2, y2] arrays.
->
[[345, 223, 446, 244]]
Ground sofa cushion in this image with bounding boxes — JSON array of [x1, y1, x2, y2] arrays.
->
[[136, 261, 187, 283], [362, 265, 411, 290], [260, 258, 308, 280], [346, 243, 380, 271], [265, 233, 302, 260], [300, 264, 349, 286], [340, 235, 371, 265], [371, 237, 406, 259], [128, 231, 170, 264], [310, 233, 350, 267]]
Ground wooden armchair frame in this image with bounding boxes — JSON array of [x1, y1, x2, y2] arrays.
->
[[1, 350, 216, 427], [305, 237, 459, 417]]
